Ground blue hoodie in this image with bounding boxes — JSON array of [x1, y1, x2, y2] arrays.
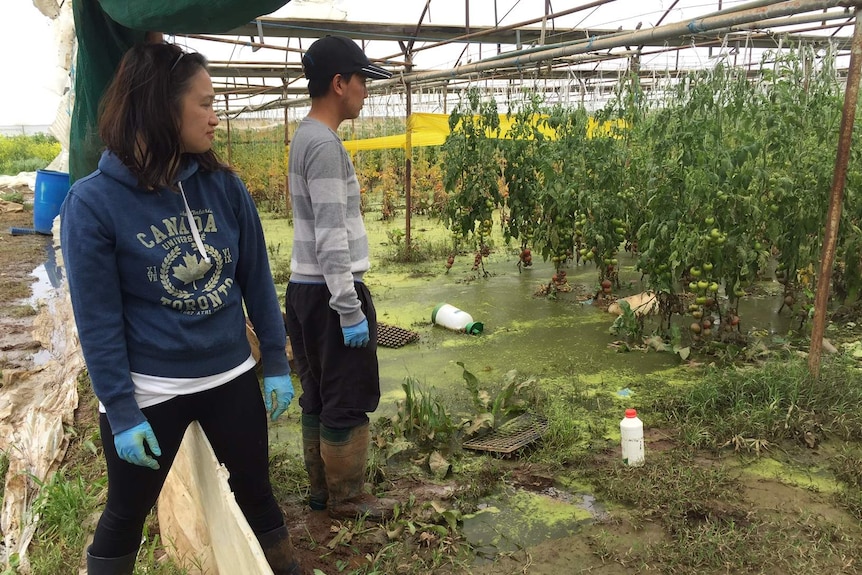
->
[[61, 151, 288, 434]]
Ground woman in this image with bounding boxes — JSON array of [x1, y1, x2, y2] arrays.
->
[[60, 42, 300, 575]]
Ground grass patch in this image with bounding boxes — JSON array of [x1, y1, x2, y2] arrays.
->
[[830, 449, 862, 521], [0, 278, 31, 302], [0, 450, 8, 509], [268, 440, 308, 506], [381, 227, 455, 264], [1, 191, 25, 204], [28, 470, 106, 575], [652, 355, 862, 452], [578, 450, 862, 574], [6, 304, 37, 318]]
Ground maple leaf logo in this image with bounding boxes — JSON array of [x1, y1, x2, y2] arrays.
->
[[172, 252, 213, 289]]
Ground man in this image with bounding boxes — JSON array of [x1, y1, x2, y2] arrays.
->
[[285, 36, 396, 521]]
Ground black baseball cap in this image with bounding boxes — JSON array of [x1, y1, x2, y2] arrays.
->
[[302, 36, 392, 81]]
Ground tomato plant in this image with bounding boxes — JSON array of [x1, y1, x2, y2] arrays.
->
[[441, 88, 502, 275], [498, 92, 547, 255]]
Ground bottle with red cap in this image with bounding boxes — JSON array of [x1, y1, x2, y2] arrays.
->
[[620, 408, 644, 466]]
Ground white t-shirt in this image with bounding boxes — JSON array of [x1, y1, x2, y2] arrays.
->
[[98, 354, 257, 413]]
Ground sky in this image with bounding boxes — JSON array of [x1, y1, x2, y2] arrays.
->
[[0, 1, 62, 126], [0, 0, 849, 127], [0, 0, 647, 127]]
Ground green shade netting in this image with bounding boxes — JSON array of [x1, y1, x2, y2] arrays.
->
[[70, 0, 289, 183]]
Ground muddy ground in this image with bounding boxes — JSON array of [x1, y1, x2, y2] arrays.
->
[[3, 206, 862, 575], [0, 209, 46, 371]]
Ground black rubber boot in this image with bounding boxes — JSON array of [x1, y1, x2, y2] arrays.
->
[[258, 524, 301, 575], [320, 423, 397, 522], [302, 414, 328, 510], [86, 546, 136, 575]]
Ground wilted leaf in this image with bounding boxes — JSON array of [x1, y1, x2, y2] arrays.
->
[[442, 509, 462, 530], [673, 346, 691, 361], [643, 335, 669, 352], [428, 451, 451, 479], [386, 524, 404, 540], [419, 531, 438, 546], [326, 527, 352, 549], [386, 438, 414, 458], [463, 412, 494, 436]]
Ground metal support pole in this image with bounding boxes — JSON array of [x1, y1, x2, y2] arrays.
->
[[404, 52, 414, 256], [283, 79, 291, 216], [224, 93, 232, 167], [808, 8, 862, 379]]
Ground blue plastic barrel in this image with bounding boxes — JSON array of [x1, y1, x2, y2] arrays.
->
[[33, 169, 70, 235]]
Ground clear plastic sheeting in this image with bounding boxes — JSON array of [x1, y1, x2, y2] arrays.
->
[[0, 229, 81, 572]]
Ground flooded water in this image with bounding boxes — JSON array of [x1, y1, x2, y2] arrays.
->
[[28, 240, 65, 365], [369, 251, 679, 418], [461, 484, 612, 558], [28, 240, 62, 307], [260, 211, 801, 425]]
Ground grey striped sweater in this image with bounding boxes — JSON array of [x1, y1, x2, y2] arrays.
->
[[288, 118, 368, 327]]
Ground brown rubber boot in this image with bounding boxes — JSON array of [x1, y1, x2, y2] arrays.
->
[[257, 525, 301, 575], [301, 414, 328, 511], [320, 422, 397, 522]]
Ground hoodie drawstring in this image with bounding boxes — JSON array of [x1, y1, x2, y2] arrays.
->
[[177, 181, 211, 264]]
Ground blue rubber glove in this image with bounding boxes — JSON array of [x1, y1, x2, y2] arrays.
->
[[342, 318, 370, 348], [114, 421, 161, 470], [264, 374, 294, 421]]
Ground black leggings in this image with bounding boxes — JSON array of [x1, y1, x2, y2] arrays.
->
[[90, 369, 284, 557]]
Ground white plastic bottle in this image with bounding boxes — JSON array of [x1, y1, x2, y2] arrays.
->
[[431, 303, 484, 335], [620, 408, 645, 466]]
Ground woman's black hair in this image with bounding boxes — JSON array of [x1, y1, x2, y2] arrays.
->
[[98, 43, 227, 190]]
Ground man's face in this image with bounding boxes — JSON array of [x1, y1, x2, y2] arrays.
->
[[339, 73, 369, 120]]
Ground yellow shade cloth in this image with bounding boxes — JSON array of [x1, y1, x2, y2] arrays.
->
[[339, 112, 626, 153]]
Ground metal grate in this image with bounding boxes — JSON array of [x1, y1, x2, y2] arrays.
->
[[462, 413, 549, 454], [377, 322, 420, 348]]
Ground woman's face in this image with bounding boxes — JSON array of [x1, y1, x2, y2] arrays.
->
[[179, 69, 219, 154]]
